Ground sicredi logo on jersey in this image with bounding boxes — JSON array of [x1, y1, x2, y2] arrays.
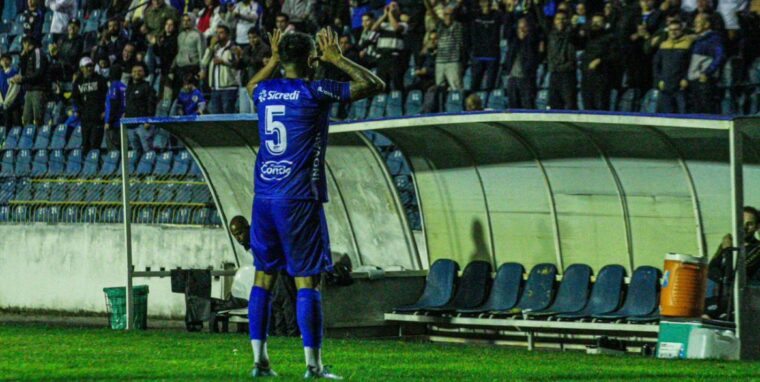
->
[[258, 90, 301, 103], [260, 160, 293, 181]]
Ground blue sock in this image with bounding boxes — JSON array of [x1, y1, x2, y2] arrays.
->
[[296, 288, 323, 349], [248, 286, 271, 341]]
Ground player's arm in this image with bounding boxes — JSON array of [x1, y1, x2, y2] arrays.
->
[[246, 29, 282, 96], [317, 27, 385, 101]]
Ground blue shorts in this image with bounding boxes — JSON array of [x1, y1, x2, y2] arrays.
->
[[250, 197, 332, 277]]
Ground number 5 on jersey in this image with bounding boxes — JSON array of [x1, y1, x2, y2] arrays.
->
[[265, 105, 287, 155]]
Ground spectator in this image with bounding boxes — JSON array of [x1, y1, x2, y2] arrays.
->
[[319, 35, 359, 82], [274, 12, 297, 35], [356, 12, 379, 69], [56, 19, 83, 80], [687, 12, 724, 114], [237, 28, 271, 84], [705, 206, 760, 319], [469, 0, 502, 91], [175, 73, 206, 115], [233, 0, 262, 46], [45, 0, 77, 41], [581, 14, 618, 111], [71, 57, 108, 154], [95, 54, 111, 79], [618, 0, 662, 100], [12, 37, 48, 128], [106, 0, 130, 19], [331, 16, 352, 41], [124, 62, 157, 154], [281, 0, 317, 32], [144, 0, 179, 38], [505, 17, 540, 109], [196, 0, 220, 38], [372, 1, 408, 92], [408, 31, 436, 92], [260, 0, 282, 33], [424, 0, 464, 90], [653, 18, 692, 113], [22, 0, 45, 44], [104, 65, 127, 150], [46, 39, 67, 92], [465, 93, 484, 111], [535, 5, 580, 110], [0, 54, 22, 129], [113, 42, 137, 84], [149, 18, 179, 97], [572, 2, 588, 28], [94, 18, 129, 66], [200, 25, 240, 114], [173, 14, 206, 91]]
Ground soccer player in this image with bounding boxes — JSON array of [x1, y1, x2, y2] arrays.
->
[[245, 27, 385, 379]]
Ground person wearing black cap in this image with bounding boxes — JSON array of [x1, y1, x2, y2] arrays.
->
[[10, 36, 48, 128], [72, 57, 108, 154]]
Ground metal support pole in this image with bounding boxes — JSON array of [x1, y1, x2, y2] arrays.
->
[[120, 124, 134, 330], [729, 124, 744, 353]]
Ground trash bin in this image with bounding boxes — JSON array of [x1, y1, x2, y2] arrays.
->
[[103, 285, 149, 330]]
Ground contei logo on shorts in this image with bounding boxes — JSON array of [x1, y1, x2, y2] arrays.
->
[[258, 90, 301, 103], [260, 160, 293, 181]]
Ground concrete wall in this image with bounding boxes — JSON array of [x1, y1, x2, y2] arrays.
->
[[0, 224, 230, 317]]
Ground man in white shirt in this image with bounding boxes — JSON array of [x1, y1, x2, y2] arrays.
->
[[233, 0, 261, 47], [45, 0, 77, 40]]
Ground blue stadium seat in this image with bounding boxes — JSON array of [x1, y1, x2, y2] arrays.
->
[[0, 205, 9, 221], [536, 90, 549, 110], [617, 88, 639, 112], [17, 125, 36, 150], [171, 150, 191, 177], [404, 90, 423, 116], [0, 126, 6, 143], [536, 63, 547, 88], [239, 87, 253, 114], [153, 151, 173, 175], [444, 90, 463, 113], [49, 180, 66, 201], [158, 207, 174, 224], [84, 179, 103, 202], [66, 180, 85, 202], [48, 150, 66, 176], [721, 89, 737, 115], [209, 209, 222, 225], [83, 206, 99, 223], [1, 150, 14, 176], [127, 150, 139, 174], [12, 205, 30, 221], [348, 98, 369, 120], [458, 263, 524, 315], [329, 102, 340, 119], [102, 207, 123, 223], [175, 207, 192, 224], [524, 264, 592, 317], [367, 93, 387, 119], [49, 124, 68, 150], [749, 58, 760, 85], [62, 206, 78, 223], [8, 34, 22, 53], [191, 184, 211, 204], [65, 125, 83, 150], [503, 263, 557, 315], [136, 151, 157, 176], [192, 207, 210, 225], [156, 182, 175, 202], [593, 266, 661, 320], [136, 207, 155, 224], [425, 260, 492, 313], [463, 67, 472, 91], [31, 149, 48, 176], [103, 180, 120, 202], [556, 264, 626, 320], [15, 178, 32, 200], [487, 89, 508, 110], [403, 67, 414, 89], [33, 125, 52, 149], [155, 99, 172, 117], [639, 89, 659, 113], [189, 160, 203, 179], [0, 178, 16, 203], [81, 150, 100, 177], [609, 89, 619, 111], [475, 91, 489, 108], [83, 9, 102, 33], [136, 177, 157, 202], [34, 206, 49, 222], [14, 149, 32, 176], [175, 184, 192, 202], [100, 150, 121, 176], [577, 90, 584, 110], [33, 181, 51, 200], [385, 91, 403, 117], [394, 259, 460, 313], [152, 129, 171, 151], [3, 126, 21, 150], [65, 149, 83, 176]]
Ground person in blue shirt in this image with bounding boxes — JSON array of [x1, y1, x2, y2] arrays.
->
[[103, 65, 127, 150], [245, 27, 384, 379], [175, 73, 206, 115], [0, 53, 22, 129]]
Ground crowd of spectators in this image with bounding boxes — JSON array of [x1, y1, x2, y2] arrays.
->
[[1, 0, 759, 152]]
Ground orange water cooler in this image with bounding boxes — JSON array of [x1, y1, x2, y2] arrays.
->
[[660, 253, 708, 318]]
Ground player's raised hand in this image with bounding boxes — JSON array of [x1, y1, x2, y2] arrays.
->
[[267, 28, 282, 59], [317, 27, 343, 64]]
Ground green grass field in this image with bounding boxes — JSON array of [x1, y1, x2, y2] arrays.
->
[[2, 322, 760, 381]]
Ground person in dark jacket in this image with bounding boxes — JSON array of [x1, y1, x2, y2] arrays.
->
[[535, 4, 581, 110], [11, 36, 48, 127], [687, 12, 724, 114], [71, 57, 108, 154], [581, 14, 618, 111], [21, 0, 45, 44], [104, 65, 127, 150], [504, 16, 540, 109], [56, 19, 84, 80], [652, 19, 692, 113], [124, 62, 157, 155], [469, 0, 502, 91], [616, 0, 663, 105]]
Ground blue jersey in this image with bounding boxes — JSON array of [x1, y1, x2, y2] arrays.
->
[[177, 88, 206, 115], [252, 78, 350, 202]]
